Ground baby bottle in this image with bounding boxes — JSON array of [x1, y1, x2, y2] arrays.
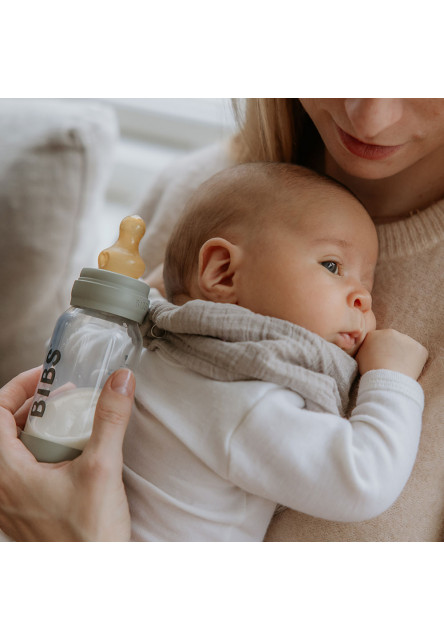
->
[[21, 215, 150, 463]]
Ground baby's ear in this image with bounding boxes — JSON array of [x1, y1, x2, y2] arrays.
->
[[198, 238, 242, 303]]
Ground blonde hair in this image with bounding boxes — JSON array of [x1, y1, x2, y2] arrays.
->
[[231, 99, 321, 165], [163, 162, 352, 302]]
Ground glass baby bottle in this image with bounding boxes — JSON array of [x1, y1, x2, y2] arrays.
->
[[21, 215, 150, 462]]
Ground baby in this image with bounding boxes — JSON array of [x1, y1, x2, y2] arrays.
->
[[123, 163, 428, 541]]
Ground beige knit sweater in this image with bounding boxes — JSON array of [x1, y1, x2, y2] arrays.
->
[[137, 142, 444, 542]]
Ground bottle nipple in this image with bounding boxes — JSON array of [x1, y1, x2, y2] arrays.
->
[[98, 215, 146, 279]]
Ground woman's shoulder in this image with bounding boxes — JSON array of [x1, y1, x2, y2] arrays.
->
[[138, 140, 235, 271], [377, 200, 444, 261], [138, 141, 234, 223]]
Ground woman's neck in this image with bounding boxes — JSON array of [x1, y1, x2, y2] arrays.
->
[[323, 148, 444, 224]]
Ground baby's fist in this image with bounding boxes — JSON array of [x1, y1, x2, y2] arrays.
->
[[356, 329, 428, 380]]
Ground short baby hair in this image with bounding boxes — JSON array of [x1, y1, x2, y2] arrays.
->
[[163, 162, 356, 302]]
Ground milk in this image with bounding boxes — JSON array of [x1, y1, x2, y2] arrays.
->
[[24, 387, 100, 450]]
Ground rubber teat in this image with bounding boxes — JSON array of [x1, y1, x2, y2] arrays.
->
[[98, 215, 146, 279]]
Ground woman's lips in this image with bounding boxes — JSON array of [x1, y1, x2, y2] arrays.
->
[[337, 125, 403, 160]]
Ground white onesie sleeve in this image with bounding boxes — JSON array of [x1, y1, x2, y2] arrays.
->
[[227, 369, 424, 522]]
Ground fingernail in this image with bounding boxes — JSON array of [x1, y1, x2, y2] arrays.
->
[[110, 369, 134, 396]]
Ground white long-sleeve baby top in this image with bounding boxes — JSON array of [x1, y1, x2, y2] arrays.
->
[[122, 300, 424, 542]]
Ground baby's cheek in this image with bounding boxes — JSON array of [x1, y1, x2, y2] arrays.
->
[[366, 310, 377, 333]]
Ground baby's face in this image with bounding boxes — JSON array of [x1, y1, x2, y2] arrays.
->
[[236, 193, 378, 356]]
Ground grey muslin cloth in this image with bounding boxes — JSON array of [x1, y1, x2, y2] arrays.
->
[[141, 299, 358, 416]]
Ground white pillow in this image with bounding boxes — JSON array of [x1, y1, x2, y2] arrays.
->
[[0, 99, 118, 384]]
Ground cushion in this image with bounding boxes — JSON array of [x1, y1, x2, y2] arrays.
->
[[0, 99, 118, 385]]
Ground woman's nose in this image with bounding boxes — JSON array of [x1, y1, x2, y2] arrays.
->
[[344, 99, 404, 140], [348, 287, 372, 313]]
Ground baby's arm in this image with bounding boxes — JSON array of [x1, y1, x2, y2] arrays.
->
[[227, 370, 424, 522]]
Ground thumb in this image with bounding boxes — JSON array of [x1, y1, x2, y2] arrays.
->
[[85, 369, 135, 460]]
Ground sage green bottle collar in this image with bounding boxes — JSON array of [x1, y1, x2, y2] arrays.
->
[[70, 267, 150, 323]]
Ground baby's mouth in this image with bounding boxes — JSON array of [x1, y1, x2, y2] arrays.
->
[[335, 331, 363, 355], [338, 332, 358, 348]]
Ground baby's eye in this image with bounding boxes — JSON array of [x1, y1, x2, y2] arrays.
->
[[321, 260, 340, 275]]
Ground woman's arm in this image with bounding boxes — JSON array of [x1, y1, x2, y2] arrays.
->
[[0, 367, 135, 541]]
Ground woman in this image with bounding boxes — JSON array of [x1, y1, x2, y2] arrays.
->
[[139, 99, 443, 542], [1, 99, 443, 541]]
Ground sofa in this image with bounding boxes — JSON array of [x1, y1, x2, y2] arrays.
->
[[0, 99, 119, 385]]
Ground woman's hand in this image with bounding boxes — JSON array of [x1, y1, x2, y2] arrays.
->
[[0, 367, 135, 541]]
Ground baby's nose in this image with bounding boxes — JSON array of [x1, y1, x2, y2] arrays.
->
[[348, 288, 372, 312]]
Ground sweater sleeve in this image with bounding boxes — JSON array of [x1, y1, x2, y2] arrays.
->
[[227, 369, 424, 522]]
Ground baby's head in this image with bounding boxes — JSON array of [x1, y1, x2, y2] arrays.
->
[[164, 163, 378, 355]]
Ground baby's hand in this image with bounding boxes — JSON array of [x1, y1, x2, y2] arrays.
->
[[356, 329, 428, 380]]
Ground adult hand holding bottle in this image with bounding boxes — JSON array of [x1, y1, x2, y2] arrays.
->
[[0, 366, 134, 541]]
